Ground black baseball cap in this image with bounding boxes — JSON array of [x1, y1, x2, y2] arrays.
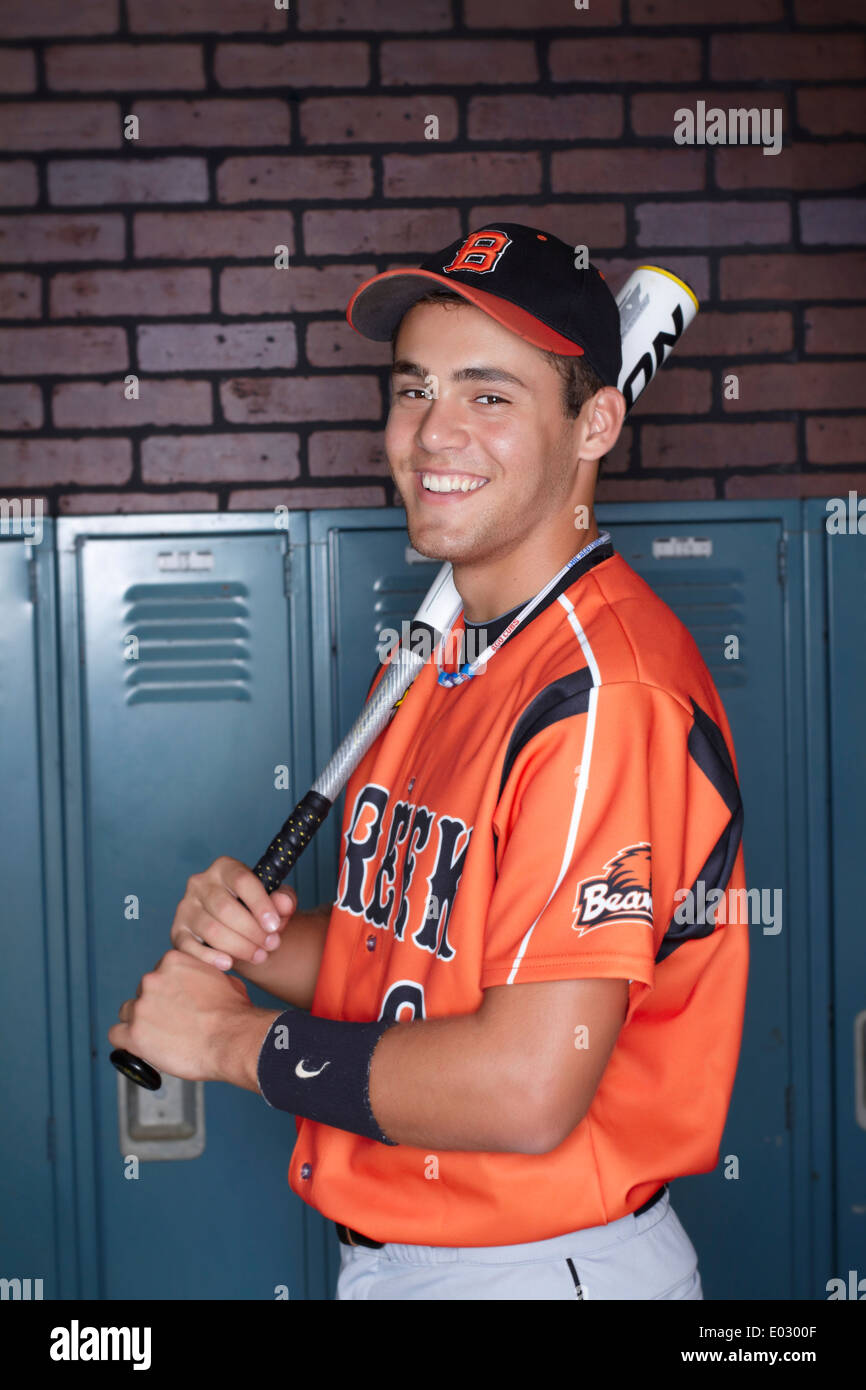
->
[[345, 222, 622, 388]]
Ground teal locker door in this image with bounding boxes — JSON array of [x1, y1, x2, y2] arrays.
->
[[596, 513, 794, 1300], [0, 533, 66, 1298], [819, 506, 866, 1282], [57, 516, 332, 1300], [313, 505, 805, 1300]]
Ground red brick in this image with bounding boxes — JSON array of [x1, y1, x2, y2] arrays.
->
[[132, 99, 289, 147], [53, 379, 212, 427], [0, 161, 38, 206], [217, 155, 372, 204], [0, 214, 123, 263], [301, 95, 458, 145], [466, 0, 621, 25], [0, 102, 119, 151], [0, 326, 126, 375], [597, 476, 716, 502], [468, 95, 622, 143], [0, 383, 42, 429], [0, 273, 41, 318], [725, 471, 866, 499], [711, 34, 865, 82], [632, 90, 790, 139], [59, 489, 219, 512], [48, 157, 208, 206], [0, 48, 36, 92], [45, 43, 204, 91], [135, 211, 294, 260], [680, 311, 793, 356], [798, 88, 865, 137], [51, 268, 210, 318], [720, 252, 866, 301], [381, 39, 536, 86], [636, 199, 789, 247], [0, 436, 131, 485], [641, 422, 796, 470], [137, 322, 298, 372], [716, 144, 866, 191], [600, 255, 710, 305], [384, 152, 540, 199], [632, 0, 781, 18], [468, 202, 626, 249], [301, 208, 460, 257], [220, 263, 376, 315], [142, 433, 301, 484], [215, 40, 369, 88], [306, 321, 391, 369], [723, 363, 863, 412], [800, 198, 866, 245], [221, 375, 380, 423], [0, 1, 118, 39], [598, 424, 632, 474], [806, 416, 865, 463], [308, 429, 392, 477], [553, 147, 705, 194], [794, 0, 863, 19], [298, 0, 448, 31], [229, 484, 387, 508], [550, 37, 701, 83], [127, 0, 286, 34], [628, 367, 712, 416]]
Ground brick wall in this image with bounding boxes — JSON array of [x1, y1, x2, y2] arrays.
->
[[0, 0, 863, 515]]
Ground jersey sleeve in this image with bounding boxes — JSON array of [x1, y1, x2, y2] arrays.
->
[[480, 679, 699, 1015]]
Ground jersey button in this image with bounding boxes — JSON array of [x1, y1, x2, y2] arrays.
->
[[407, 777, 415, 793], [365, 935, 376, 952], [300, 1163, 312, 1180]]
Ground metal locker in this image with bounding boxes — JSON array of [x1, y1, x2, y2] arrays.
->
[[804, 497, 866, 1289], [310, 501, 817, 1299], [0, 523, 76, 1299], [55, 512, 332, 1300]]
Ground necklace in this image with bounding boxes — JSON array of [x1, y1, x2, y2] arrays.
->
[[436, 530, 612, 687]]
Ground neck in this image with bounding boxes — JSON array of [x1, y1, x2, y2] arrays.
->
[[454, 518, 600, 623]]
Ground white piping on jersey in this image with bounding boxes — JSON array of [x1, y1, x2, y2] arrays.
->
[[506, 589, 602, 985]]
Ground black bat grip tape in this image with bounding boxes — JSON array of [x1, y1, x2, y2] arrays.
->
[[110, 789, 333, 1090], [252, 790, 332, 892]]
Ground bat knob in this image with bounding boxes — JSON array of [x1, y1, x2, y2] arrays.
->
[[110, 1049, 163, 1091]]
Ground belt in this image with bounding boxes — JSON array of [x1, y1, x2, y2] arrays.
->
[[335, 1182, 669, 1250]]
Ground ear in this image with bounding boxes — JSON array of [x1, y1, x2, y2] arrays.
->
[[580, 387, 626, 461]]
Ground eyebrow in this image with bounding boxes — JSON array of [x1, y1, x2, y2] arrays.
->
[[391, 359, 529, 391]]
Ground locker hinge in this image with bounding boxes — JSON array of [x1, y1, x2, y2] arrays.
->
[[46, 1115, 56, 1163], [784, 1084, 794, 1131], [777, 535, 787, 586], [282, 549, 292, 598], [27, 550, 38, 603]]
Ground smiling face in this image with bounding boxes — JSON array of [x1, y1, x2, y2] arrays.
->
[[385, 298, 622, 621]]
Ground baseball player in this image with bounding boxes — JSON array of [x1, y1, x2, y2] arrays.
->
[[111, 224, 749, 1301]]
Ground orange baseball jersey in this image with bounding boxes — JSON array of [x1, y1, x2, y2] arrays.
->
[[287, 537, 749, 1247]]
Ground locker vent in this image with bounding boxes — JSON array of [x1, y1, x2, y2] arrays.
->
[[645, 569, 747, 688], [371, 568, 441, 640], [122, 581, 251, 704]]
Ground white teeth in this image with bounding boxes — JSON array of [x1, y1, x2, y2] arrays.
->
[[421, 473, 486, 494]]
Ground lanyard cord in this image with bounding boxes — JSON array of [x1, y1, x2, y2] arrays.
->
[[436, 530, 612, 688]]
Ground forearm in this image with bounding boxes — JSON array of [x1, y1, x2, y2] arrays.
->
[[232, 902, 331, 1010], [366, 1013, 542, 1153], [229, 1005, 544, 1154]]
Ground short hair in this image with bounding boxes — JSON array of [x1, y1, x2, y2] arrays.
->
[[390, 288, 606, 418]]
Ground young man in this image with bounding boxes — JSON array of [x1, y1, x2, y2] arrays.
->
[[110, 224, 749, 1301]]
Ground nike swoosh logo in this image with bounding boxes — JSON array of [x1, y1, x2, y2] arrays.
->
[[295, 1059, 331, 1079]]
